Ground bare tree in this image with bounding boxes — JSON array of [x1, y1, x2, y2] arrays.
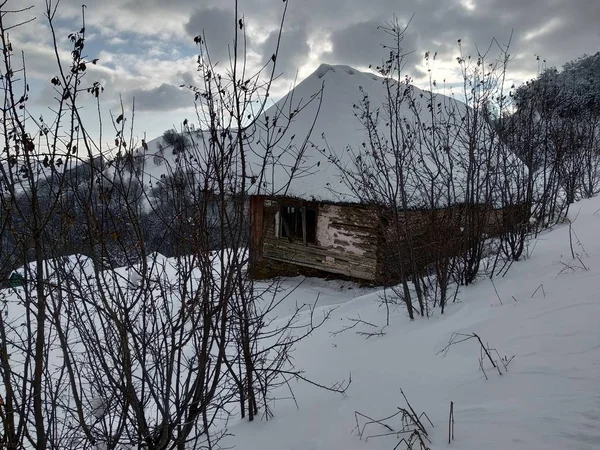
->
[[0, 1, 346, 449]]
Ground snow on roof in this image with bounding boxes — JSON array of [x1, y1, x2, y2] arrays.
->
[[248, 64, 391, 203], [244, 63, 525, 207]]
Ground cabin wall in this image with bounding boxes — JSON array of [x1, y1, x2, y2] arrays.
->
[[484, 203, 530, 236], [250, 198, 381, 281], [249, 196, 530, 284], [378, 208, 463, 282], [378, 203, 531, 282]]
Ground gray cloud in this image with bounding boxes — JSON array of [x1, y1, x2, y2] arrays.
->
[[26, 0, 593, 90], [185, 7, 239, 65], [328, 19, 422, 75], [17, 0, 600, 117], [329, 20, 385, 68], [42, 0, 599, 70], [126, 83, 192, 112], [261, 25, 311, 78], [398, 0, 600, 76], [177, 70, 196, 87]]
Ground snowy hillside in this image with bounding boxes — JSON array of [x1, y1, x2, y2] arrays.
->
[[3, 180, 598, 449], [244, 63, 522, 206], [221, 195, 600, 450]]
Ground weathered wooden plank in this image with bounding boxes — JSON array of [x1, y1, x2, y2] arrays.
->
[[263, 241, 378, 264], [263, 241, 377, 262], [248, 196, 265, 276], [301, 207, 307, 245], [263, 236, 378, 257], [329, 230, 380, 244], [316, 205, 380, 258], [264, 249, 376, 267], [328, 224, 380, 235], [265, 255, 377, 280], [328, 215, 379, 228]]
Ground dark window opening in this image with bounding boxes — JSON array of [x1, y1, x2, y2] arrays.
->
[[305, 209, 317, 243], [280, 205, 317, 244]]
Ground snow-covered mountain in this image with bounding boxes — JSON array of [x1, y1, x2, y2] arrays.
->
[[246, 63, 395, 202]]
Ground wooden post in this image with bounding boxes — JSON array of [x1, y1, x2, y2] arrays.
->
[[301, 206, 307, 245]]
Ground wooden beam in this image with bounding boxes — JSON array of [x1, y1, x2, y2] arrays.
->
[[265, 255, 376, 280], [301, 207, 307, 246]]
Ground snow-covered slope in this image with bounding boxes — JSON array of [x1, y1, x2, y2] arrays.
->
[[4, 179, 599, 448], [224, 195, 600, 450], [2, 64, 522, 210]]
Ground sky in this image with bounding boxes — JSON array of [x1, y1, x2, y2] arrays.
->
[[7, 0, 600, 146]]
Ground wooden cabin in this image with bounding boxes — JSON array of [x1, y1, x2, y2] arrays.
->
[[248, 195, 527, 283], [244, 64, 529, 283], [249, 196, 383, 281]]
